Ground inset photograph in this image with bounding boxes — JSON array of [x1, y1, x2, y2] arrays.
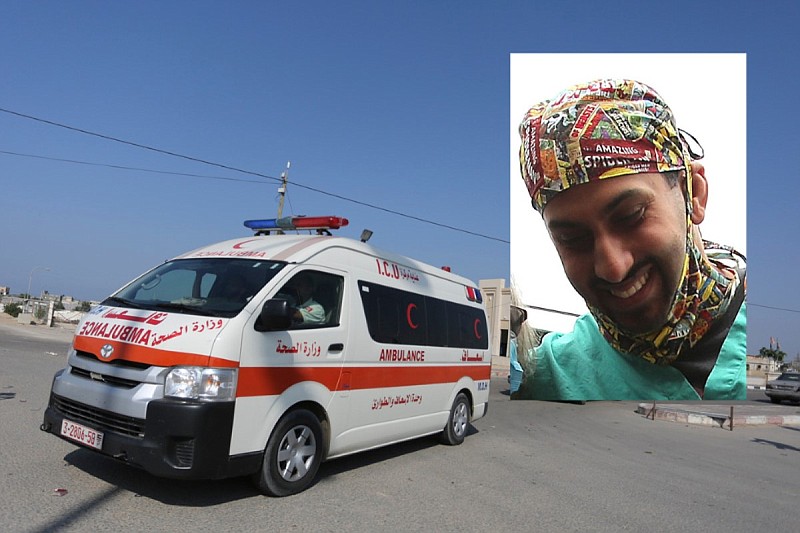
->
[[509, 53, 746, 401]]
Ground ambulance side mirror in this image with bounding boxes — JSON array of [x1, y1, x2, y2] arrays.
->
[[255, 298, 293, 332]]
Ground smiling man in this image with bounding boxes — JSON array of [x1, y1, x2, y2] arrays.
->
[[516, 79, 746, 401]]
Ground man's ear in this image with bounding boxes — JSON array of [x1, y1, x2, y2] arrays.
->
[[688, 161, 708, 224]]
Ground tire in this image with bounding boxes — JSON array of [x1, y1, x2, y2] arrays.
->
[[769, 397, 782, 404], [253, 409, 324, 497], [440, 392, 470, 445]]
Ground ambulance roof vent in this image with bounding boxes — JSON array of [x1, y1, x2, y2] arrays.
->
[[243, 216, 349, 236]]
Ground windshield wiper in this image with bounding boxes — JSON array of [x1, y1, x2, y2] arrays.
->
[[153, 302, 221, 317], [102, 296, 145, 309]]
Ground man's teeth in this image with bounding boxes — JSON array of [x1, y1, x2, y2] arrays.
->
[[610, 270, 650, 299]]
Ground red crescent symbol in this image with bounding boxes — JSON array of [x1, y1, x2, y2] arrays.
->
[[233, 239, 259, 250], [474, 318, 482, 339], [406, 303, 419, 329]]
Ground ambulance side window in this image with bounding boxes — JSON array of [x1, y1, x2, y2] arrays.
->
[[359, 283, 427, 345], [449, 306, 489, 350], [425, 298, 448, 347], [275, 271, 344, 329], [358, 281, 488, 349]]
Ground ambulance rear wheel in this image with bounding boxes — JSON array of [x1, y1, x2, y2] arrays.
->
[[254, 409, 323, 496], [440, 392, 470, 445]]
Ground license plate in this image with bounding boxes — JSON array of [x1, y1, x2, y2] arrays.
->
[[61, 419, 104, 450]]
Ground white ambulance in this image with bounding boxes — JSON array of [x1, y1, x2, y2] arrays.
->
[[41, 216, 491, 496]]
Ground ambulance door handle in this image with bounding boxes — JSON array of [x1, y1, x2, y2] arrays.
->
[[329, 343, 344, 352]]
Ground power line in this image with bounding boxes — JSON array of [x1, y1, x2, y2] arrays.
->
[[0, 107, 509, 244], [0, 150, 266, 184], [0, 107, 279, 179], [748, 303, 800, 314], [522, 303, 582, 317]]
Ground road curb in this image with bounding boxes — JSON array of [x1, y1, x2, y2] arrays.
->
[[636, 403, 800, 428]]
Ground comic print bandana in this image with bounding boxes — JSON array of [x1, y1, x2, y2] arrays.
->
[[518, 79, 740, 365], [518, 79, 690, 212]]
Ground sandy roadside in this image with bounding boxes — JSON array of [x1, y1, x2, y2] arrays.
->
[[0, 313, 77, 342]]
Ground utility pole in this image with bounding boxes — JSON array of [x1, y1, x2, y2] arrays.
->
[[276, 161, 290, 219], [276, 161, 290, 235], [27, 266, 50, 313]]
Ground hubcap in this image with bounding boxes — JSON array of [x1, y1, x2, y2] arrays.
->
[[453, 402, 468, 437], [276, 425, 317, 482]]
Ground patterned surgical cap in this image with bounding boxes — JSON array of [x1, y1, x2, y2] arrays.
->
[[518, 79, 692, 213]]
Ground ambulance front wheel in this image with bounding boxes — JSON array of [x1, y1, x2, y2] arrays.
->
[[440, 392, 470, 445], [254, 409, 324, 497]]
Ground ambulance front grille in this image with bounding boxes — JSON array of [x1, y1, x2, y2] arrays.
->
[[52, 394, 145, 438], [70, 367, 139, 389], [76, 350, 151, 370]]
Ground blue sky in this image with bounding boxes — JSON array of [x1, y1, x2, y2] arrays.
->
[[1, 1, 798, 359]]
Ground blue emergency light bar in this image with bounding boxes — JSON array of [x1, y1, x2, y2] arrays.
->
[[244, 216, 349, 233]]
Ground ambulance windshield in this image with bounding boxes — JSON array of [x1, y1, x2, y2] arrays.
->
[[104, 258, 286, 318]]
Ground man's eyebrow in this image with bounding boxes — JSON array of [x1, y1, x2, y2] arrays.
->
[[601, 188, 648, 216], [546, 218, 582, 231], [545, 188, 649, 231]]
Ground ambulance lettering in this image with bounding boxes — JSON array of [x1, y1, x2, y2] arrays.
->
[[78, 320, 154, 347], [375, 259, 421, 283], [78, 317, 225, 348], [378, 348, 425, 362], [461, 349, 484, 362], [152, 325, 190, 347], [371, 393, 423, 410], [103, 309, 168, 325], [276, 340, 322, 357], [152, 319, 224, 347], [193, 250, 268, 258]]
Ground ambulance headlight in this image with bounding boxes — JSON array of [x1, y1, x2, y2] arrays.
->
[[164, 367, 237, 401]]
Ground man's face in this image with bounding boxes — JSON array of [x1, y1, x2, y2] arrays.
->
[[296, 278, 313, 302], [542, 172, 688, 334]]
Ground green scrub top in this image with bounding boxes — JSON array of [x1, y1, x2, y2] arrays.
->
[[519, 303, 747, 401]]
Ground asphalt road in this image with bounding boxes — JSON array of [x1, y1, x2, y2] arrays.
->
[[1, 318, 799, 533]]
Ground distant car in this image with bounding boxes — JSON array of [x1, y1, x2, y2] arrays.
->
[[765, 372, 800, 404]]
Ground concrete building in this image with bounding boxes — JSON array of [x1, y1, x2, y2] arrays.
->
[[747, 355, 780, 374], [479, 279, 512, 358], [747, 355, 783, 388]]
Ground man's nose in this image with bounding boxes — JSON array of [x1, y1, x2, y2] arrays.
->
[[593, 233, 634, 284]]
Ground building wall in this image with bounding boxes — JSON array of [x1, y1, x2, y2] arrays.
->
[[746, 355, 780, 377], [479, 279, 511, 357]]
